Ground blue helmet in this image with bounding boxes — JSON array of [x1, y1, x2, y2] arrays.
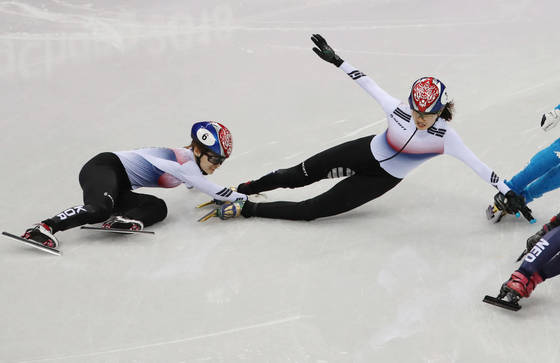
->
[[190, 121, 233, 158]]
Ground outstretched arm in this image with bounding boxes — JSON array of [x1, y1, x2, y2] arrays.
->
[[443, 128, 510, 193], [142, 154, 247, 202], [179, 162, 247, 202], [311, 34, 400, 115], [444, 128, 534, 222]]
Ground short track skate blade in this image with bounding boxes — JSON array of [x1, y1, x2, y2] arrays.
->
[[1, 231, 61, 256], [198, 210, 217, 222], [80, 226, 155, 235], [485, 205, 496, 220], [483, 295, 521, 311], [486, 205, 508, 224], [196, 200, 215, 208]]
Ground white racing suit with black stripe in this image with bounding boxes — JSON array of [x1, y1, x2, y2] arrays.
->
[[41, 147, 246, 233], [238, 61, 510, 220]]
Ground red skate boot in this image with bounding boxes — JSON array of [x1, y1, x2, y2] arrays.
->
[[499, 271, 543, 302], [483, 271, 543, 311]]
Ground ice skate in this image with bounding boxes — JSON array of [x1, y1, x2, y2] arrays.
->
[[217, 201, 245, 220], [102, 216, 144, 231], [500, 271, 542, 299], [198, 200, 245, 222], [484, 271, 543, 311], [486, 204, 509, 223], [486, 192, 514, 223], [483, 291, 522, 311], [21, 223, 59, 248], [237, 181, 255, 195]]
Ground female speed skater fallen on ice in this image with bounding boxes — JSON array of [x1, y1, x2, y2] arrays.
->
[[200, 34, 532, 223], [484, 211, 560, 311], [19, 121, 247, 249], [487, 105, 560, 223]]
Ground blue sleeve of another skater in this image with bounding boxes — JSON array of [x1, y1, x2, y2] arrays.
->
[[506, 138, 560, 198], [519, 227, 560, 279]]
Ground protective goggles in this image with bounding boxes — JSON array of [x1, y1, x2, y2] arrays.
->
[[204, 152, 226, 165], [413, 109, 439, 117]]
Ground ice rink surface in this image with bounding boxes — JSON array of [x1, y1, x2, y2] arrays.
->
[[1, 0, 560, 362]]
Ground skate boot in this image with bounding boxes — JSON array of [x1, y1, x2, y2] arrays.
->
[[217, 201, 245, 220], [102, 216, 144, 231], [22, 223, 59, 248], [237, 181, 256, 195], [486, 192, 512, 223], [498, 271, 543, 303]]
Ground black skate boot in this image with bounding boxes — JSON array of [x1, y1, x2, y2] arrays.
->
[[237, 181, 256, 195], [102, 216, 144, 231], [22, 223, 59, 248]]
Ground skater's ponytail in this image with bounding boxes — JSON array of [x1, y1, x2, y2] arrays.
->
[[439, 101, 455, 121]]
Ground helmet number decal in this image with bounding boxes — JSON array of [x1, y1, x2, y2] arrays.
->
[[197, 128, 216, 147]]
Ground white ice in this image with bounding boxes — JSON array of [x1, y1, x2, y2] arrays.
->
[[1, 0, 560, 362]]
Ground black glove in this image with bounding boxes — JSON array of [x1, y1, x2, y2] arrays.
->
[[504, 190, 535, 222], [311, 34, 344, 67], [493, 192, 514, 214], [526, 228, 547, 252], [527, 214, 560, 250]]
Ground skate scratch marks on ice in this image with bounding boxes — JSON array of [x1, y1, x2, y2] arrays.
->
[[18, 315, 313, 363]]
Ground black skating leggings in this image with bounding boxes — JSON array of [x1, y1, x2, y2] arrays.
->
[[240, 135, 402, 221], [43, 152, 167, 233]]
